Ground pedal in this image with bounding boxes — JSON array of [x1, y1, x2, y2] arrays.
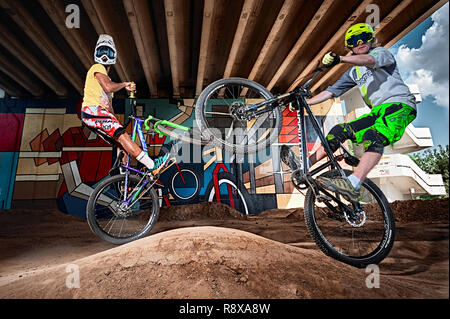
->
[[291, 168, 307, 182], [280, 145, 299, 171], [280, 145, 291, 166]]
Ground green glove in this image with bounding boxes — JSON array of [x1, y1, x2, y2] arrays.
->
[[322, 52, 341, 68]]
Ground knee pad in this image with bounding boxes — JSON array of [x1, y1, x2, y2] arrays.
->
[[362, 129, 389, 154], [326, 123, 354, 152]]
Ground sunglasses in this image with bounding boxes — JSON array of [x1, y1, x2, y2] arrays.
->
[[95, 46, 116, 59], [346, 32, 373, 48]]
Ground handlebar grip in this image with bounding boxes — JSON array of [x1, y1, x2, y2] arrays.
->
[[128, 81, 136, 99]]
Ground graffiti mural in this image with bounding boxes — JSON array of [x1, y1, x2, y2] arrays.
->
[[0, 97, 343, 215]]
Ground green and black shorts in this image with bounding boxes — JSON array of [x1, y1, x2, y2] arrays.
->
[[326, 102, 417, 154]]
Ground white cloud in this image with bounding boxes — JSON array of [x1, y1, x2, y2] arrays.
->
[[395, 3, 449, 107]]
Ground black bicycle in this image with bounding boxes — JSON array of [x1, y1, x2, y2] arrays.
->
[[195, 65, 395, 268]]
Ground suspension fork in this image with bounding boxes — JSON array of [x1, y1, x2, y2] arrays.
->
[[294, 96, 308, 175]]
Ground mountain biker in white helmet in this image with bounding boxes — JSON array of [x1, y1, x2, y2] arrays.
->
[[81, 34, 155, 171], [304, 23, 417, 201]]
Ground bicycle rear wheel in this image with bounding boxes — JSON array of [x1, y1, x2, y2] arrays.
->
[[304, 169, 395, 268], [196, 77, 281, 154], [86, 174, 159, 245]]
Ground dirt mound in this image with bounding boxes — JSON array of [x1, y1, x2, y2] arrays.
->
[[391, 198, 449, 222], [0, 198, 447, 299], [255, 198, 449, 223], [159, 202, 246, 221], [1, 226, 445, 299]]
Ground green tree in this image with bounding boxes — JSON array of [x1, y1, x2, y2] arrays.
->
[[410, 145, 449, 197]]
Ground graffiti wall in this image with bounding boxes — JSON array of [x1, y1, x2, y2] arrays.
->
[[0, 97, 343, 216]]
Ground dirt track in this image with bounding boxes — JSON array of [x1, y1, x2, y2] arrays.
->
[[0, 199, 448, 299]]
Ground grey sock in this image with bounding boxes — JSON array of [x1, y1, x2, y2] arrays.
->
[[348, 174, 362, 190]]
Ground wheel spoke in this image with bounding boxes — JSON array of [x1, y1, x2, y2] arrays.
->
[[87, 175, 159, 244], [196, 78, 280, 154]]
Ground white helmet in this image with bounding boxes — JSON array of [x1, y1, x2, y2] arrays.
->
[[94, 34, 117, 65]]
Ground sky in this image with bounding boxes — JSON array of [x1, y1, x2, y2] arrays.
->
[[389, 2, 449, 150]]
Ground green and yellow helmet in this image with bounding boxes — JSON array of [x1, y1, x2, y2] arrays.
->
[[344, 23, 375, 48]]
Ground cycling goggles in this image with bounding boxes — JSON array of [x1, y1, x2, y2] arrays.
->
[[346, 32, 373, 48], [95, 46, 116, 59]]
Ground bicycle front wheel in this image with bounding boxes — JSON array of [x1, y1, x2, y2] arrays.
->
[[304, 169, 395, 268], [196, 77, 281, 154], [86, 174, 159, 245]]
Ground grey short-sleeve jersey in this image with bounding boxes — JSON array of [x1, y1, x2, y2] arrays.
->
[[326, 46, 417, 110]]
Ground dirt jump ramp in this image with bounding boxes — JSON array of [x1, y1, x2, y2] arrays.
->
[[0, 225, 441, 299]]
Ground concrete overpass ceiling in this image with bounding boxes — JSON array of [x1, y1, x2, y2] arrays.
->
[[0, 0, 446, 99]]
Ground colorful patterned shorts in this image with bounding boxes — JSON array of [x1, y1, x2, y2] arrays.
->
[[81, 106, 125, 140]]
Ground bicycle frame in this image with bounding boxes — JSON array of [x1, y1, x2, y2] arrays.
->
[[238, 79, 365, 215], [294, 91, 347, 180], [241, 70, 349, 186], [119, 100, 194, 203]]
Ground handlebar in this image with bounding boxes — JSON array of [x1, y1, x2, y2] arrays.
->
[[301, 62, 325, 90], [144, 115, 190, 136], [127, 84, 190, 137]]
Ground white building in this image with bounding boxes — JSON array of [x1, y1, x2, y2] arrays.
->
[[339, 85, 446, 202]]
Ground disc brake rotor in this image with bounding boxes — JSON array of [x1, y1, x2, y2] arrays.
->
[[344, 207, 367, 227], [230, 101, 247, 121]]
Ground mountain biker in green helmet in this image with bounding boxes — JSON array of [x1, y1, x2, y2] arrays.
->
[[305, 22, 417, 201]]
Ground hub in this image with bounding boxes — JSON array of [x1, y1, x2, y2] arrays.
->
[[344, 207, 367, 227]]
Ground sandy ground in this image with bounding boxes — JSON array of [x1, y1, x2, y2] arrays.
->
[[0, 199, 448, 299]]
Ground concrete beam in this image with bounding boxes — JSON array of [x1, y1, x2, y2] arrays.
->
[[0, 51, 45, 96], [266, 0, 334, 91], [287, 0, 373, 92], [0, 74, 27, 97], [39, 0, 92, 70], [0, 23, 67, 96], [164, 0, 182, 98], [245, 0, 300, 83], [310, 0, 414, 93], [0, 0, 84, 94], [196, 0, 217, 97], [123, 0, 160, 98], [222, 0, 263, 79]]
